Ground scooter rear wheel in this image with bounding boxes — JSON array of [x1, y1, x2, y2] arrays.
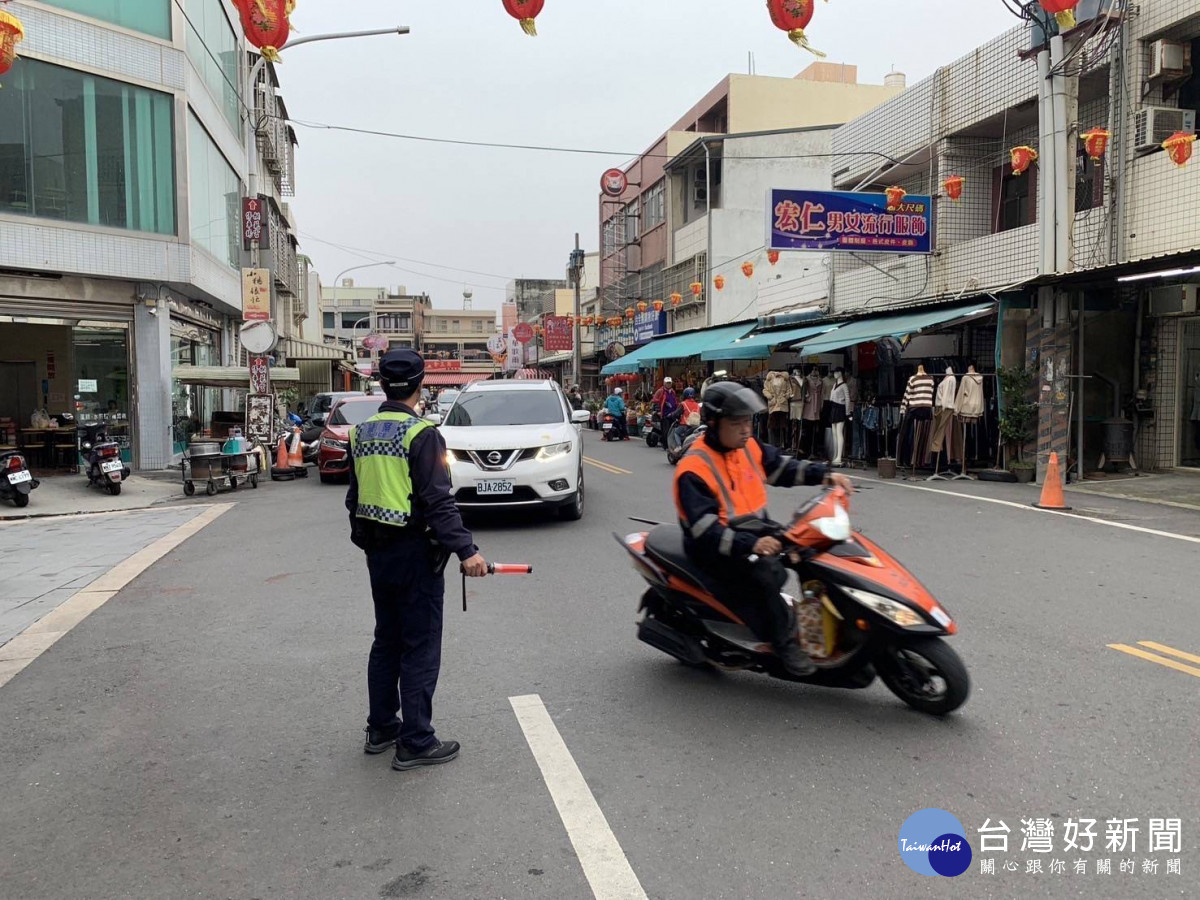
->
[[13, 492, 29, 508], [878, 638, 969, 715]]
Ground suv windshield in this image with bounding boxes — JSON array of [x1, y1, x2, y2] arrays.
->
[[446, 391, 564, 427], [329, 400, 385, 426]]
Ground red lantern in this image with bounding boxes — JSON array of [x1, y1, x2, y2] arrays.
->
[[1038, 0, 1079, 29], [1162, 131, 1196, 168], [625, 307, 635, 319], [942, 175, 964, 201], [766, 0, 825, 57], [1080, 128, 1110, 162], [713, 275, 726, 291], [767, 250, 781, 266], [671, 292, 683, 307], [741, 261, 755, 279], [884, 186, 906, 211], [0, 9, 25, 83], [652, 300, 664, 312], [689, 283, 703, 297], [1010, 146, 1038, 176], [503, 0, 545, 36], [231, 0, 292, 63], [636, 301, 648, 313], [607, 316, 621, 327]]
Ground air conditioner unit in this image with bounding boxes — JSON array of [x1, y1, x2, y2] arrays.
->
[[1148, 283, 1198, 317], [1134, 106, 1197, 152], [1148, 39, 1190, 82], [693, 187, 708, 204]]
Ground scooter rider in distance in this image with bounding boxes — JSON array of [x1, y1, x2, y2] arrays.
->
[[673, 382, 854, 677]]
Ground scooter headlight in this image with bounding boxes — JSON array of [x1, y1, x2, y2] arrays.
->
[[841, 587, 926, 628], [811, 504, 852, 542]]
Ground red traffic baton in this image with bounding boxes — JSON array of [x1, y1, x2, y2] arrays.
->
[[461, 563, 533, 611]]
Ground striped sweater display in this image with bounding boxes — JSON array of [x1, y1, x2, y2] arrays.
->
[[899, 374, 935, 414]]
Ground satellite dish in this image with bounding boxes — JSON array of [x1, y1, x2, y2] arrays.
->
[[240, 320, 278, 355]]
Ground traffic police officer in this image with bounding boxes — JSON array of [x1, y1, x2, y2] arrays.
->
[[347, 349, 488, 771]]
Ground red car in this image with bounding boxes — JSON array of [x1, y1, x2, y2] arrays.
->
[[317, 396, 388, 483]]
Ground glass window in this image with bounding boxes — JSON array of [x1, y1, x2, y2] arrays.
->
[[184, 0, 241, 131], [446, 391, 566, 427], [41, 0, 171, 40], [322, 312, 335, 330], [75, 325, 133, 461], [187, 113, 240, 267], [0, 59, 175, 234], [643, 181, 665, 231]]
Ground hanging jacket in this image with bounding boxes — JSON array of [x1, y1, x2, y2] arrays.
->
[[801, 374, 824, 420], [899, 374, 935, 415], [954, 374, 985, 418], [762, 371, 795, 414], [936, 371, 957, 410]]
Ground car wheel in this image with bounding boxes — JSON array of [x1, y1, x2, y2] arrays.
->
[[319, 473, 338, 484], [559, 471, 584, 521]]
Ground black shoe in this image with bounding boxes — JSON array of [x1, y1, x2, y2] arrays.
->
[[363, 723, 401, 755], [391, 740, 460, 771], [775, 642, 817, 677]]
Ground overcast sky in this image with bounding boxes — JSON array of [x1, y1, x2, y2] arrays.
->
[[282, 1, 1021, 312]]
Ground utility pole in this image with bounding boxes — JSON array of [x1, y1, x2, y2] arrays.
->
[[569, 235, 585, 388]]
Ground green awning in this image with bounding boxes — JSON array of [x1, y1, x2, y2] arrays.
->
[[795, 302, 996, 357], [600, 323, 752, 375], [701, 322, 840, 361]]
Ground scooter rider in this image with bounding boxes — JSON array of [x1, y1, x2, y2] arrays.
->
[[604, 387, 630, 441], [673, 382, 853, 676]]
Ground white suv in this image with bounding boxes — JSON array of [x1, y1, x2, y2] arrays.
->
[[439, 380, 589, 520]]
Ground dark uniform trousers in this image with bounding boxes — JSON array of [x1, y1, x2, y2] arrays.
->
[[365, 535, 445, 752], [700, 554, 793, 648]]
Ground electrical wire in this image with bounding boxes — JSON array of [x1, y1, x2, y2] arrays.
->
[[297, 230, 514, 282]]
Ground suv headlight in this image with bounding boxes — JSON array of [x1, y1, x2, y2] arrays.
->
[[536, 441, 572, 461], [841, 587, 926, 628]]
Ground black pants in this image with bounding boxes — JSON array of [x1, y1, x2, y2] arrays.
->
[[701, 555, 792, 648], [365, 538, 445, 752]]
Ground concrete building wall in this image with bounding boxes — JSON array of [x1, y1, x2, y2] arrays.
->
[[728, 74, 903, 133]]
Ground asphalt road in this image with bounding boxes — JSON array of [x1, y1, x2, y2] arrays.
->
[[1, 430, 1198, 900]]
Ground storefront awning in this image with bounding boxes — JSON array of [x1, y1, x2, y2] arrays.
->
[[600, 323, 753, 375], [424, 373, 491, 387], [795, 302, 997, 357], [278, 336, 351, 362], [173, 365, 300, 388], [701, 322, 840, 361]]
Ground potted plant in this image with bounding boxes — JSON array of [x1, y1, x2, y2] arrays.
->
[[998, 366, 1038, 483], [585, 398, 601, 430]]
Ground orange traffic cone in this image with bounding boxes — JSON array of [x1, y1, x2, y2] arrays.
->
[[274, 434, 289, 471], [1033, 451, 1071, 510], [287, 428, 304, 468]]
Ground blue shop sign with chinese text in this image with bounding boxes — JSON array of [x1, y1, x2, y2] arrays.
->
[[634, 310, 667, 343], [768, 189, 933, 255]]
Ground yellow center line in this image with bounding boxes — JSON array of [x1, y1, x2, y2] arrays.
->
[[583, 456, 632, 476], [1107, 644, 1200, 679], [1138, 641, 1200, 666]]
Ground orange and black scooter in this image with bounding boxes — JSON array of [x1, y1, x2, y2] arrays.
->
[[616, 486, 970, 715]]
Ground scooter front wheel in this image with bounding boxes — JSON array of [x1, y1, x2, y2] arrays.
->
[[878, 638, 969, 716]]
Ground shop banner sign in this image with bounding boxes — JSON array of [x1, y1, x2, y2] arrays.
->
[[246, 393, 273, 444], [242, 196, 269, 251], [767, 189, 933, 254], [241, 268, 271, 321], [426, 360, 462, 372], [249, 355, 270, 394], [634, 310, 667, 343], [543, 316, 573, 353]]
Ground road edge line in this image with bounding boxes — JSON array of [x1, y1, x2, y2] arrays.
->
[[1107, 644, 1200, 679], [0, 503, 234, 691], [509, 694, 648, 900]]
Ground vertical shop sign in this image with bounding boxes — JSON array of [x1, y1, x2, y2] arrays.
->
[[241, 268, 271, 321]]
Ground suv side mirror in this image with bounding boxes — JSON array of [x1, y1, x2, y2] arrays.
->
[[571, 409, 590, 424]]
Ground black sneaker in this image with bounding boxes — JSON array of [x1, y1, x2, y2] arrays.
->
[[775, 642, 818, 677], [363, 723, 401, 755], [391, 740, 460, 771]]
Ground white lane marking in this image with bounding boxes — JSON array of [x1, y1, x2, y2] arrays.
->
[[853, 476, 1200, 546], [0, 503, 234, 691], [509, 694, 648, 900]]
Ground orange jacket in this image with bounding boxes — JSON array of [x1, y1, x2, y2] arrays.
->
[[675, 438, 769, 528]]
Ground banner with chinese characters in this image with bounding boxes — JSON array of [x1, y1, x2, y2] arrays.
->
[[241, 268, 271, 321], [542, 316, 573, 353], [768, 189, 933, 254]]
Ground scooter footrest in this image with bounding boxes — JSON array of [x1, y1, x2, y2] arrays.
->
[[638, 617, 705, 666]]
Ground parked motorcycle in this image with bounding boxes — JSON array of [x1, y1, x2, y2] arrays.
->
[[81, 423, 130, 496], [288, 413, 321, 465], [617, 485, 970, 715], [0, 451, 38, 508], [644, 411, 663, 448]]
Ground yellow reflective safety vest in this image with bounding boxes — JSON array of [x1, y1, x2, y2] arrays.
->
[[349, 411, 434, 526]]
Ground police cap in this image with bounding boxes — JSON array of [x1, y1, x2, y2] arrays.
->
[[377, 349, 425, 393]]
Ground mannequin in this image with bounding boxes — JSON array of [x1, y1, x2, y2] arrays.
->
[[763, 370, 795, 446], [954, 364, 985, 421], [930, 366, 957, 454], [801, 366, 824, 456], [898, 364, 935, 467], [829, 369, 850, 467]]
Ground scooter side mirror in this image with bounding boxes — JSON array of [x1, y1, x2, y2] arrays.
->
[[82, 442, 92, 451]]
